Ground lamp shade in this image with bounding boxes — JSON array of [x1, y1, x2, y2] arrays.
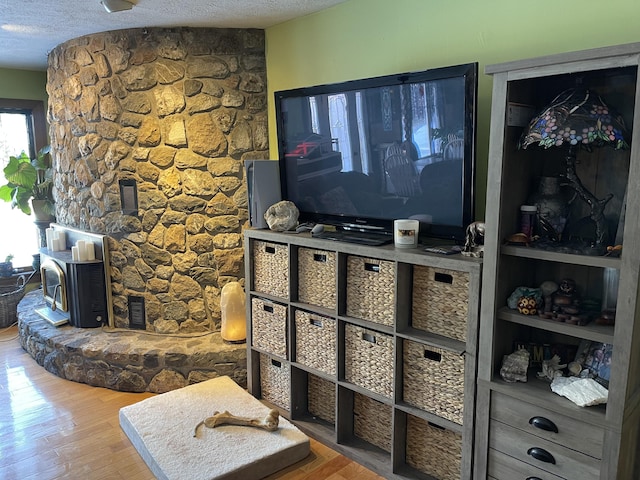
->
[[519, 88, 629, 151]]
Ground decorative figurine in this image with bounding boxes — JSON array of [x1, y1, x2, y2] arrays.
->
[[595, 308, 616, 326], [462, 221, 485, 257], [551, 278, 580, 319], [505, 232, 530, 246], [537, 354, 567, 381], [507, 286, 542, 310], [517, 295, 539, 315], [539, 280, 559, 314]]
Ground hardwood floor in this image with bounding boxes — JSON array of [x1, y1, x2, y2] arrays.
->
[[0, 325, 384, 480]]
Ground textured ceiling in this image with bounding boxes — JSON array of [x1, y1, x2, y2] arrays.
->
[[0, 0, 348, 70]]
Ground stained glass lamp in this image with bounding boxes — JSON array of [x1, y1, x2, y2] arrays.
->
[[518, 88, 629, 253]]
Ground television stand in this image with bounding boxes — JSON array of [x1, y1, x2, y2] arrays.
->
[[312, 229, 392, 246]]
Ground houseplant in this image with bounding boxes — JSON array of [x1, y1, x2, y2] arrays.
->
[[0, 145, 54, 220], [0, 255, 14, 277]]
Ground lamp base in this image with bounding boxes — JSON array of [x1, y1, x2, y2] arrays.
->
[[562, 145, 612, 254], [223, 338, 247, 345], [529, 237, 606, 256]]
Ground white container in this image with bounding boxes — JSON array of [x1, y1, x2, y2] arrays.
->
[[394, 219, 419, 248]]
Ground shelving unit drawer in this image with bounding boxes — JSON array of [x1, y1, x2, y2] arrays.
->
[[252, 240, 289, 298], [491, 391, 604, 458], [346, 256, 395, 326], [403, 340, 465, 424], [490, 420, 600, 480], [252, 297, 287, 358], [294, 310, 336, 375], [259, 353, 290, 411], [412, 265, 469, 342], [488, 448, 565, 480], [297, 248, 336, 309], [406, 414, 462, 480], [308, 374, 335, 425], [353, 393, 392, 453], [345, 324, 394, 398]]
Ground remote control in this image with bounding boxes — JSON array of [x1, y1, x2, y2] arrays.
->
[[424, 246, 462, 255]]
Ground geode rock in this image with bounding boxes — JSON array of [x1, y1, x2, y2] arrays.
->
[[264, 200, 299, 232]]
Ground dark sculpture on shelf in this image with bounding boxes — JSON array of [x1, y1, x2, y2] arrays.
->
[[462, 221, 485, 257], [551, 278, 580, 317]]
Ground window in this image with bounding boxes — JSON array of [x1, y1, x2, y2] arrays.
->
[[0, 99, 48, 268]]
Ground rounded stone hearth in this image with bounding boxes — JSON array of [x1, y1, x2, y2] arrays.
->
[[17, 290, 247, 393]]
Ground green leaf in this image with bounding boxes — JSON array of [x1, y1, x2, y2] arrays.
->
[[0, 185, 13, 202], [13, 187, 32, 215], [3, 156, 37, 188], [32, 145, 51, 170]]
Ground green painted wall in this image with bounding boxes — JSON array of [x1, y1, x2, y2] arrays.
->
[[265, 0, 640, 218], [0, 68, 47, 102]]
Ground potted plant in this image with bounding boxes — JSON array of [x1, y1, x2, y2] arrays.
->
[[0, 145, 54, 221], [0, 255, 14, 277]]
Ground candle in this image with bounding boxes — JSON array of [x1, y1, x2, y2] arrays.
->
[[84, 241, 95, 261], [45, 228, 54, 250], [71, 246, 80, 261]]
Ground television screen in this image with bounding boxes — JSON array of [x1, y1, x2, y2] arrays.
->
[[275, 62, 477, 242]]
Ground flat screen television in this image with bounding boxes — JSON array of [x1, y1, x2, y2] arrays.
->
[[275, 62, 478, 243]]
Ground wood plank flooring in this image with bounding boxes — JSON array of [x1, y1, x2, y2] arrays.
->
[[0, 325, 383, 480]]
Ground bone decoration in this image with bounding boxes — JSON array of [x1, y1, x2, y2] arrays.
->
[[194, 409, 280, 437]]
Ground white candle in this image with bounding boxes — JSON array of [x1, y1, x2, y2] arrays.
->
[[52, 231, 66, 251], [71, 245, 80, 261], [75, 240, 86, 260], [84, 241, 95, 261], [45, 228, 53, 250]]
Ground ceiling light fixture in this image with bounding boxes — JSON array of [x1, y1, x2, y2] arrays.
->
[[101, 0, 134, 13]]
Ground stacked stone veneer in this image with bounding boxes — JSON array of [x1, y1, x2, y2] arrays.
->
[[46, 27, 268, 334]]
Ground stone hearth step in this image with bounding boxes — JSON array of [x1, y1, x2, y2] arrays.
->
[[18, 289, 246, 393]]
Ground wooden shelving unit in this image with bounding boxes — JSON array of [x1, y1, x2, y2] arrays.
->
[[475, 43, 640, 479], [244, 229, 482, 479]]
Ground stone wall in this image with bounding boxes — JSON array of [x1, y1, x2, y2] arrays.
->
[[19, 290, 246, 393], [46, 28, 267, 333]]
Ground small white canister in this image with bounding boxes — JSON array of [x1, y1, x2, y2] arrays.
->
[[394, 219, 419, 248]]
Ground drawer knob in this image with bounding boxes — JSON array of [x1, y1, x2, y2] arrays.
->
[[527, 447, 556, 464], [526, 477, 543, 480], [529, 416, 558, 433]]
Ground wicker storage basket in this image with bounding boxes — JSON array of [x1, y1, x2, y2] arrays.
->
[[353, 393, 392, 453], [412, 266, 469, 342], [403, 340, 465, 425], [406, 414, 462, 480], [0, 278, 27, 328], [259, 353, 290, 411], [295, 310, 336, 375], [346, 256, 395, 326], [308, 374, 335, 424], [298, 248, 336, 309], [345, 324, 394, 398], [252, 297, 287, 358], [252, 240, 289, 298]]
